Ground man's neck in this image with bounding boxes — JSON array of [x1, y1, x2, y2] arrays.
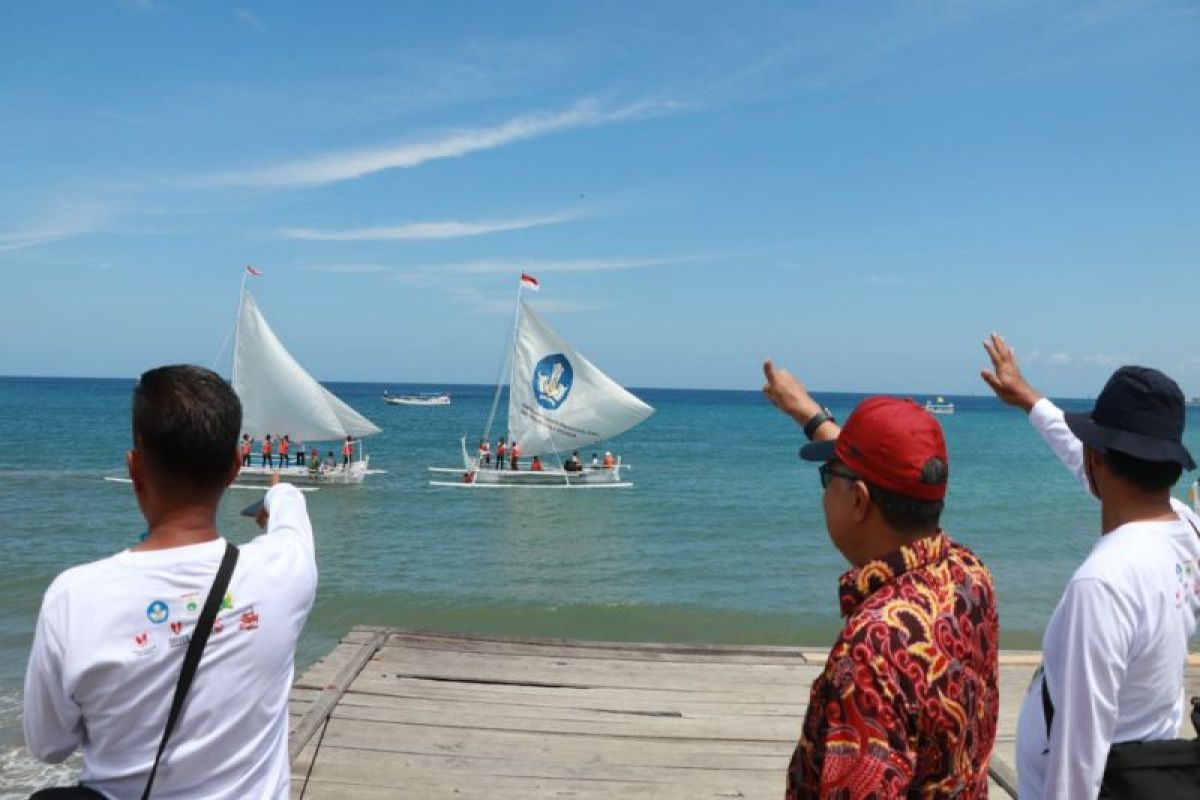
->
[[133, 504, 221, 552], [1100, 495, 1177, 535]]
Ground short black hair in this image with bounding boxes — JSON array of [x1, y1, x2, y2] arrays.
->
[[867, 457, 947, 535], [132, 365, 242, 491], [1104, 448, 1182, 492]]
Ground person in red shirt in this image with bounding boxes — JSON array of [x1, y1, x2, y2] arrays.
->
[[279, 435, 290, 466], [341, 436, 354, 469], [496, 438, 507, 471], [261, 434, 273, 468], [762, 360, 999, 799], [530, 456, 543, 472], [240, 434, 252, 466], [509, 441, 521, 471]]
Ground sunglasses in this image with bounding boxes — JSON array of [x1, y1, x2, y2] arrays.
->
[[818, 461, 859, 489]]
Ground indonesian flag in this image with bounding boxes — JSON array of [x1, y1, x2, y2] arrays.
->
[[245, 265, 263, 276], [520, 272, 539, 291]]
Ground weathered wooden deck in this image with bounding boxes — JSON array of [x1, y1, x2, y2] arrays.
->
[[287, 627, 1200, 799]]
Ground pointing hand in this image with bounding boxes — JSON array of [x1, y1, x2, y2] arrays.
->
[[980, 333, 1043, 412]]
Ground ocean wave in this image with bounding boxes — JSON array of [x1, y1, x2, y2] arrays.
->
[[0, 745, 80, 798]]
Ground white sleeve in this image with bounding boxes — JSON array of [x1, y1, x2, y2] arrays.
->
[[1041, 578, 1133, 798], [22, 587, 82, 763], [1028, 398, 1095, 497], [261, 483, 314, 557]]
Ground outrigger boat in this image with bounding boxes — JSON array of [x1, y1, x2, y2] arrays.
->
[[383, 391, 451, 406], [430, 275, 654, 488], [231, 268, 383, 485], [924, 396, 955, 415]]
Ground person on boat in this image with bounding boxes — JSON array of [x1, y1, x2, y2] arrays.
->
[[279, 435, 291, 467], [530, 456, 544, 472], [564, 451, 583, 472], [509, 441, 521, 471], [341, 436, 354, 469], [591, 453, 599, 468], [261, 434, 273, 468], [23, 365, 318, 798], [240, 434, 253, 466], [762, 359, 998, 798], [478, 438, 490, 466], [323, 451, 336, 471], [307, 448, 320, 476], [979, 334, 1200, 799], [602, 451, 615, 468], [496, 438, 507, 470]]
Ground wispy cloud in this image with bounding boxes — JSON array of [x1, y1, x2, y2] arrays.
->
[[0, 226, 92, 255], [1083, 353, 1131, 367], [432, 252, 728, 276], [194, 98, 678, 189], [448, 286, 605, 315], [281, 211, 583, 241], [234, 8, 264, 31]]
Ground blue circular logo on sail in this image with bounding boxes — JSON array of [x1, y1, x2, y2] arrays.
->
[[532, 354, 573, 410]]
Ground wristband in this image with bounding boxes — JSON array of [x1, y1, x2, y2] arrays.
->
[[803, 407, 835, 441]]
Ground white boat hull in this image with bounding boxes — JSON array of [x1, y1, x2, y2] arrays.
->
[[236, 458, 378, 485], [429, 466, 631, 489], [384, 394, 451, 406]]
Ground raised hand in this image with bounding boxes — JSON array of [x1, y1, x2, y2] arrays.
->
[[762, 359, 821, 424], [980, 333, 1043, 412]]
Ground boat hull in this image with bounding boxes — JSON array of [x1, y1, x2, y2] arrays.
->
[[236, 458, 376, 485], [429, 466, 631, 489], [384, 394, 451, 406]]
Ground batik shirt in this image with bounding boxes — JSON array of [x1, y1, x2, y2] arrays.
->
[[786, 532, 999, 799]]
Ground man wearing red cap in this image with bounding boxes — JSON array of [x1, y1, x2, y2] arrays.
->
[[762, 360, 999, 798]]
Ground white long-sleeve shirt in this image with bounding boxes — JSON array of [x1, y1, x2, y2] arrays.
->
[[23, 483, 317, 799], [1015, 398, 1200, 799]]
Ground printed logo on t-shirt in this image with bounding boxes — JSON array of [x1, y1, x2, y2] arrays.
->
[[213, 618, 225, 635], [146, 600, 169, 624], [221, 592, 234, 611], [239, 609, 259, 631], [133, 631, 156, 656], [181, 593, 201, 615], [169, 621, 183, 635]]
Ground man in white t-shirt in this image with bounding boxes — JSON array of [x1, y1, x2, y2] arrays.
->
[[23, 365, 317, 799], [981, 334, 1200, 799]]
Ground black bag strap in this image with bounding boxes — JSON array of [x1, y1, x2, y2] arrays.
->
[[1043, 513, 1200, 742], [141, 541, 239, 800]]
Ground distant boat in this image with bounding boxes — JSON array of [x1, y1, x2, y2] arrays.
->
[[924, 396, 956, 415], [1188, 397, 1200, 406], [383, 391, 451, 406], [429, 276, 654, 488], [232, 270, 382, 485]]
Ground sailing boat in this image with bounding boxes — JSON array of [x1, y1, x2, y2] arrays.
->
[[924, 396, 955, 415], [429, 276, 654, 488], [232, 269, 382, 485]]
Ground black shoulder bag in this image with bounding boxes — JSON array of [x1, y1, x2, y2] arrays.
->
[[31, 542, 240, 800], [1040, 515, 1200, 798]]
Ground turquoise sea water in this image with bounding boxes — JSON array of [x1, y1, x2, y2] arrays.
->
[[1, 375, 1198, 792]]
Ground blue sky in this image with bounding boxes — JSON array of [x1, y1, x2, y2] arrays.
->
[[1, 1, 1197, 396]]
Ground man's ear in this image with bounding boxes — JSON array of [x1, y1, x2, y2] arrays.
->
[[851, 480, 872, 523]]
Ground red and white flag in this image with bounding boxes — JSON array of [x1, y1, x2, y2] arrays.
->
[[520, 272, 539, 291], [245, 265, 263, 276]]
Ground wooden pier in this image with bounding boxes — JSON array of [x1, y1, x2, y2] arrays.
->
[[287, 627, 1200, 799]]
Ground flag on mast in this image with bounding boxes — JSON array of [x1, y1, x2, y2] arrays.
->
[[245, 265, 263, 276], [520, 272, 539, 291]]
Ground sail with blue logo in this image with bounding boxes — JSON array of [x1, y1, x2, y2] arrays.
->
[[507, 300, 654, 457]]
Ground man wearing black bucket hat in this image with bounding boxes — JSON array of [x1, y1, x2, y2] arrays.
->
[[981, 333, 1200, 799]]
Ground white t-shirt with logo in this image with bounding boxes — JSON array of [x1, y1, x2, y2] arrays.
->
[[1015, 399, 1200, 799], [23, 483, 317, 799]]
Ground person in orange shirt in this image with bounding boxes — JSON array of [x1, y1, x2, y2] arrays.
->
[[509, 441, 521, 471], [478, 438, 490, 467], [341, 436, 354, 469], [496, 438, 507, 470], [602, 451, 615, 468], [279, 435, 291, 466], [240, 434, 253, 466], [530, 456, 543, 472], [261, 434, 273, 468]]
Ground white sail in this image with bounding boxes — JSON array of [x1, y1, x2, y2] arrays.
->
[[233, 290, 381, 441], [507, 301, 653, 457]]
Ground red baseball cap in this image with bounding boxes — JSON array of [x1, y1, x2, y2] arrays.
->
[[799, 397, 948, 501]]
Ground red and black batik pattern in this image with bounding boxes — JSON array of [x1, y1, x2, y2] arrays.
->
[[786, 533, 1000, 799]]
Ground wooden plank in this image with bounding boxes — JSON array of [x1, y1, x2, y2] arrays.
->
[[289, 629, 388, 762]]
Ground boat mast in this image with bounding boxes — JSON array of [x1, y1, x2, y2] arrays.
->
[[230, 267, 250, 386], [482, 277, 525, 445]]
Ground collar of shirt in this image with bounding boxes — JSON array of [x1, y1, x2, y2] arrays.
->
[[837, 531, 949, 618]]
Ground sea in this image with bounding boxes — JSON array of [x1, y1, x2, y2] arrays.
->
[[1, 375, 1198, 794]]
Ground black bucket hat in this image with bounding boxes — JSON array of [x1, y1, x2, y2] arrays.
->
[[1064, 366, 1195, 470]]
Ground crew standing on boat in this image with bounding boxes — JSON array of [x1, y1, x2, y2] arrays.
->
[[478, 438, 490, 466], [261, 434, 274, 468], [565, 450, 583, 472], [241, 434, 253, 466], [308, 448, 320, 476], [279, 434, 291, 466], [509, 441, 521, 471], [496, 438, 507, 470], [341, 436, 354, 469], [602, 451, 615, 468]]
